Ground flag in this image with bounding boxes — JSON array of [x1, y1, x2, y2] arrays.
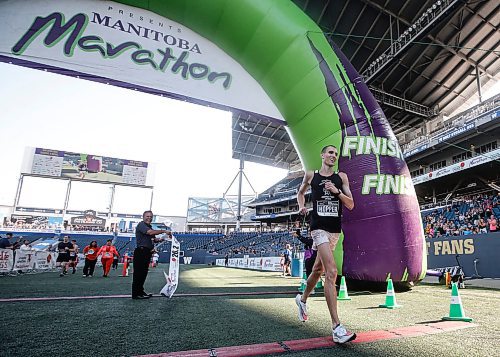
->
[[160, 236, 180, 298]]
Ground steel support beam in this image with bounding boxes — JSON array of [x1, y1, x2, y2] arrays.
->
[[362, 0, 462, 83], [361, 0, 495, 82], [370, 86, 437, 117]]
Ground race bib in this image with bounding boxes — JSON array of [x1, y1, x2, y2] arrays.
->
[[317, 200, 339, 217], [104, 252, 111, 258], [87, 249, 94, 255]]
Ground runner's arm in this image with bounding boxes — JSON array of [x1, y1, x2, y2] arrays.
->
[[297, 171, 313, 215], [338, 172, 354, 210]]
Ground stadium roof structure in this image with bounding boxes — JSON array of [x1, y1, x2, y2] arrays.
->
[[232, 0, 499, 170]]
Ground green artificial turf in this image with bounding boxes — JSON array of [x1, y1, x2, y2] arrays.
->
[[1, 265, 498, 356]]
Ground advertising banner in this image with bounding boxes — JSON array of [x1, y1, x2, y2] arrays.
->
[[426, 234, 500, 278], [413, 147, 500, 185], [0, 0, 284, 122], [34, 251, 57, 270], [403, 143, 429, 158], [13, 250, 36, 270], [70, 210, 106, 227], [9, 215, 49, 229], [0, 249, 14, 273], [435, 122, 476, 144]]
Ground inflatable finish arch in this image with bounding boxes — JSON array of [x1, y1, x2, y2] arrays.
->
[[114, 0, 426, 285], [3, 0, 426, 285]]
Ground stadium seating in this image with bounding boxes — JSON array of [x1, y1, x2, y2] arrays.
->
[[2, 192, 496, 261]]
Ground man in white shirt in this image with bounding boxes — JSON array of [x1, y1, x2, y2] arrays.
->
[[19, 240, 33, 251]]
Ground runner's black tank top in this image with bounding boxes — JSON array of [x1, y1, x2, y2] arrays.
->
[[310, 171, 343, 233]]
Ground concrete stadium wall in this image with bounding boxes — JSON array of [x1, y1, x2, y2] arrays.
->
[[426, 233, 500, 278]]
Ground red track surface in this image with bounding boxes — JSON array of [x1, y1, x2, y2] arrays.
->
[[137, 321, 475, 357]]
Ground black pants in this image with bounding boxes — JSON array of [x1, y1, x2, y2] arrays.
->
[[112, 258, 118, 269], [83, 259, 97, 276], [132, 247, 152, 297]]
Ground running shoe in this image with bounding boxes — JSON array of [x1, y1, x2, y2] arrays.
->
[[295, 294, 308, 322], [332, 324, 356, 344]]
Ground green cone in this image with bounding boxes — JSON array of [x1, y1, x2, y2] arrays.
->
[[337, 276, 351, 301], [442, 283, 473, 322], [379, 279, 401, 309]]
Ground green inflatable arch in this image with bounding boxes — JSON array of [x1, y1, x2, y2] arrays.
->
[[116, 0, 340, 168], [0, 0, 424, 285], [112, 0, 426, 286]]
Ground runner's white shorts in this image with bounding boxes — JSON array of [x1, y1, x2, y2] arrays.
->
[[311, 229, 340, 250]]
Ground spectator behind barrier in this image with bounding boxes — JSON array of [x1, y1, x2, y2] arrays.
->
[[0, 233, 14, 249], [422, 192, 499, 239]]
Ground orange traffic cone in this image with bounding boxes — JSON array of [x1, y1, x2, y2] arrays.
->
[[442, 283, 473, 322]]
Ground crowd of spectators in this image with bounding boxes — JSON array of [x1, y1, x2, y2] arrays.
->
[[422, 192, 499, 239]]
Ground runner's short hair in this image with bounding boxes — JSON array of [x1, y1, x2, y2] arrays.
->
[[321, 145, 337, 153]]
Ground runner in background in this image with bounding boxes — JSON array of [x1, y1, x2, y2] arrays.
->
[[97, 240, 119, 277], [69, 239, 79, 274], [56, 235, 73, 277], [82, 240, 99, 277], [112, 253, 119, 270], [151, 251, 159, 268], [282, 244, 292, 277]]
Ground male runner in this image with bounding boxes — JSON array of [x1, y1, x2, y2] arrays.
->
[[295, 145, 356, 344]]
